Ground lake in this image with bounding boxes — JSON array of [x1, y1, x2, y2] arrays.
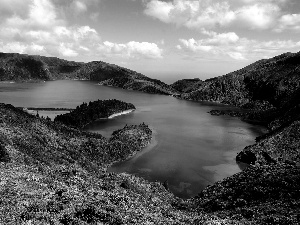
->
[[0, 80, 266, 198]]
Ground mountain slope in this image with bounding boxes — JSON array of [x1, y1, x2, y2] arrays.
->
[[175, 52, 300, 109], [0, 103, 210, 224], [0, 52, 83, 81], [0, 52, 177, 95]]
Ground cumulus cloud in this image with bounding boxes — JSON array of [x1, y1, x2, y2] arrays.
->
[[200, 29, 239, 45], [98, 41, 163, 59], [275, 14, 300, 32], [234, 3, 280, 30], [72, 0, 88, 14], [176, 30, 244, 60], [144, 0, 300, 32], [59, 43, 78, 57], [145, 0, 235, 29], [0, 0, 162, 61], [177, 33, 300, 61]]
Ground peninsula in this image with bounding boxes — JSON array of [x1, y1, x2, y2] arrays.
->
[[54, 99, 136, 129]]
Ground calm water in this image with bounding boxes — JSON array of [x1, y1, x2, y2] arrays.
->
[[0, 80, 266, 198]]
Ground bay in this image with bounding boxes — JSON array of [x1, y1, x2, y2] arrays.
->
[[0, 80, 266, 198]]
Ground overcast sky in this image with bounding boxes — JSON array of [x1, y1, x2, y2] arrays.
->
[[0, 0, 300, 83]]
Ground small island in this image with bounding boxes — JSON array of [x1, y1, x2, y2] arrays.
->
[[54, 99, 136, 129]]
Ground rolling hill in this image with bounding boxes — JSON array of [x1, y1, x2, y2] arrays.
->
[[0, 52, 177, 95]]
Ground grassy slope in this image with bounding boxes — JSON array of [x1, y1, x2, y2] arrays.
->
[[1, 103, 234, 224]]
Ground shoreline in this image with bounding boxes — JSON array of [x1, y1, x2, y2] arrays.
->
[[107, 126, 158, 171], [108, 109, 135, 119], [105, 129, 154, 171], [82, 109, 135, 129], [19, 107, 74, 111]]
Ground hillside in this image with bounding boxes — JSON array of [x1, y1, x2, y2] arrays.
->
[[1, 100, 300, 224], [191, 120, 300, 224], [0, 52, 83, 81], [173, 52, 300, 110], [2, 50, 300, 223], [171, 52, 300, 224], [0, 103, 204, 224], [170, 78, 202, 93], [0, 52, 177, 95]]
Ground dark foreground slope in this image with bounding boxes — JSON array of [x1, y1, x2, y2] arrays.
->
[[1, 103, 234, 224], [1, 104, 300, 224], [0, 52, 177, 95], [192, 121, 300, 224]]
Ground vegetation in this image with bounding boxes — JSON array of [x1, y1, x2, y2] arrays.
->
[[1, 51, 300, 223], [0, 52, 177, 95], [54, 99, 135, 129]]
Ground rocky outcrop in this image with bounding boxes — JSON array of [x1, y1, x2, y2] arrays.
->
[[0, 52, 177, 95], [236, 149, 257, 165], [54, 99, 135, 129], [237, 120, 300, 166]]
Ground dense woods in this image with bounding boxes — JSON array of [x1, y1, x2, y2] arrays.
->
[[54, 99, 135, 128]]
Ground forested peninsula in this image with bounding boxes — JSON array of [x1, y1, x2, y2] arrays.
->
[[54, 99, 135, 129]]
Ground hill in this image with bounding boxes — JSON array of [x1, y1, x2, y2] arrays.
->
[[1, 100, 299, 224], [170, 52, 300, 224], [0, 103, 205, 224], [1, 51, 300, 223], [173, 52, 300, 109], [0, 52, 177, 95]]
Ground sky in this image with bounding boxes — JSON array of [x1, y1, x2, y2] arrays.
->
[[0, 0, 300, 83]]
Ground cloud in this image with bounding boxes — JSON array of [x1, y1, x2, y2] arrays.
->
[[59, 43, 78, 57], [0, 0, 163, 62], [144, 0, 174, 23], [200, 29, 239, 45], [98, 41, 163, 59], [234, 3, 280, 30], [275, 14, 300, 32], [144, 0, 299, 31], [177, 31, 300, 60], [3, 0, 64, 31], [0, 0, 32, 19], [0, 0, 101, 58], [73, 1, 88, 13], [145, 0, 235, 29], [177, 30, 243, 60]]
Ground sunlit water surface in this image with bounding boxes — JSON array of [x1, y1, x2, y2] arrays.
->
[[0, 80, 266, 198]]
